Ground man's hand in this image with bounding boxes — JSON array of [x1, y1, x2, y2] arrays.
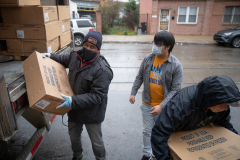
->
[[129, 95, 135, 104], [150, 105, 163, 115], [41, 53, 51, 58], [56, 94, 72, 109]]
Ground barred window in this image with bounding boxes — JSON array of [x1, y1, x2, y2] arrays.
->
[[223, 6, 240, 24], [178, 6, 199, 24]]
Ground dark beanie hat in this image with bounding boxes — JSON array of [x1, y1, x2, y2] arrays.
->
[[83, 31, 102, 50]]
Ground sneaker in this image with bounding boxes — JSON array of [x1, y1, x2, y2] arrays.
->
[[141, 155, 151, 160]]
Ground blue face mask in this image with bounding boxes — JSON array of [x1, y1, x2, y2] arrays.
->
[[152, 44, 162, 55]]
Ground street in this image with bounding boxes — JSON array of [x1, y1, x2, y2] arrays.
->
[[1, 43, 240, 160]]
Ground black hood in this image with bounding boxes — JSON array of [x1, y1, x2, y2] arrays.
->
[[196, 75, 240, 109]]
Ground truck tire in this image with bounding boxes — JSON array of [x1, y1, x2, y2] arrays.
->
[[74, 35, 84, 46], [231, 37, 240, 48]]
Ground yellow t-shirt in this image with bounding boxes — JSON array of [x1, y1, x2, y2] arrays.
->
[[143, 55, 168, 106]]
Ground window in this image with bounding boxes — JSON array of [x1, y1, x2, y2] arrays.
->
[[177, 6, 198, 24], [76, 20, 91, 27], [223, 6, 240, 24], [70, 21, 73, 28]]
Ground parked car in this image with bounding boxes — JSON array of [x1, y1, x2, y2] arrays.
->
[[70, 19, 96, 46], [81, 15, 93, 20], [213, 25, 240, 48]]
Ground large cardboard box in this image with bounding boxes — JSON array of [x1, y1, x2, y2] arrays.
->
[[61, 19, 70, 33], [2, 50, 32, 58], [59, 30, 71, 48], [168, 124, 240, 160], [0, 8, 3, 23], [40, 0, 56, 6], [0, 0, 40, 7], [22, 51, 74, 115], [1, 6, 58, 25], [14, 21, 60, 41], [0, 40, 7, 51], [0, 24, 15, 39], [7, 37, 59, 53], [57, 6, 70, 21]]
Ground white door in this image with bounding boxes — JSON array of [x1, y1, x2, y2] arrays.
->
[[159, 9, 170, 31]]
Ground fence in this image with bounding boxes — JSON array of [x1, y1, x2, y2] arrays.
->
[[101, 13, 150, 35]]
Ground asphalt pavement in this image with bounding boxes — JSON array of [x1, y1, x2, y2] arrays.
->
[[102, 35, 215, 44], [1, 42, 240, 160]]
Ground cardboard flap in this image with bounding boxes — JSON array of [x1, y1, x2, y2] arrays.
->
[[168, 124, 240, 160], [22, 51, 45, 107]]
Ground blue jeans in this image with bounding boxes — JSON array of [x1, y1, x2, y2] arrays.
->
[[141, 103, 159, 157]]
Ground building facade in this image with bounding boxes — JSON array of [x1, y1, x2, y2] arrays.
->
[[140, 0, 240, 36]]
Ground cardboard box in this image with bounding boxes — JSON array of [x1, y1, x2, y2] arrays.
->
[[0, 8, 3, 23], [59, 30, 71, 48], [0, 40, 7, 52], [0, 40, 7, 51], [57, 6, 70, 21], [168, 124, 240, 160], [14, 21, 60, 41], [22, 51, 74, 115], [2, 50, 32, 57], [61, 19, 70, 33], [1, 6, 58, 25], [40, 0, 56, 6], [0, 0, 40, 7], [7, 37, 59, 53], [0, 24, 15, 39]]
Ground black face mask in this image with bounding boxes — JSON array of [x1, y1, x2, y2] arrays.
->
[[82, 47, 98, 62]]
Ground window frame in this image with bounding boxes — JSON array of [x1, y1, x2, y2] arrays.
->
[[222, 6, 240, 24], [177, 6, 199, 24]]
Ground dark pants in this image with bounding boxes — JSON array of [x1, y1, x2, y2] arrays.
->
[[68, 122, 106, 160]]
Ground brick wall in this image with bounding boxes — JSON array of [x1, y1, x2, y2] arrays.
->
[[209, 1, 240, 35], [150, 0, 159, 35], [202, 0, 214, 35], [96, 11, 102, 33], [140, 0, 153, 33], [148, 0, 240, 36], [150, 0, 207, 35]]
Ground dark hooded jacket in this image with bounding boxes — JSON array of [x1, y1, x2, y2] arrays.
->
[[151, 75, 240, 160], [50, 50, 113, 124]]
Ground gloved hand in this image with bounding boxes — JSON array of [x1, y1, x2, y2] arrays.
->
[[41, 53, 51, 58], [56, 94, 72, 109]]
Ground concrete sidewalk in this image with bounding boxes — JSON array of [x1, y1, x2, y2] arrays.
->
[[102, 35, 216, 44]]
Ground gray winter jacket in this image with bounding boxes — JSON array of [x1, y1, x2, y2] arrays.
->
[[131, 53, 183, 108]]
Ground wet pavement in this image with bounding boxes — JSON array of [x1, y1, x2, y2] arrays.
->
[[1, 43, 240, 160], [103, 43, 240, 91]]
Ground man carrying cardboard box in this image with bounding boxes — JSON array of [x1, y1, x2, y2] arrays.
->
[[41, 31, 113, 160], [151, 75, 240, 160]]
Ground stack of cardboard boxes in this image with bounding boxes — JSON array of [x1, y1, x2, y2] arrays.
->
[[0, 0, 71, 57]]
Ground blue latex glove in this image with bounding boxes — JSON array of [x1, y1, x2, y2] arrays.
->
[[56, 94, 72, 109], [41, 53, 51, 58]]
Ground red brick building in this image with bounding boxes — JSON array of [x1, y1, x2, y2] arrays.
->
[[140, 0, 240, 36]]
